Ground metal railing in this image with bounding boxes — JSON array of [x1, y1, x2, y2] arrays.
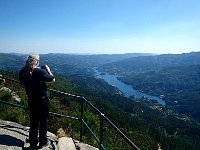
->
[[0, 76, 140, 150]]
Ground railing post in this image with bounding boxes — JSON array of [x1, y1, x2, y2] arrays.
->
[[80, 96, 84, 142], [99, 113, 104, 150]]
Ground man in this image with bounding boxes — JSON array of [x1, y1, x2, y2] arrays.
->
[[19, 53, 55, 149]]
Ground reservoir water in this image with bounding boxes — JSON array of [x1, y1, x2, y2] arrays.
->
[[94, 68, 166, 106]]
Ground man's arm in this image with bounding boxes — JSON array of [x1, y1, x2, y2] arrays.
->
[[44, 65, 55, 82]]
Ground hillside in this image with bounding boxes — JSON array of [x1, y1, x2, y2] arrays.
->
[[119, 65, 200, 118], [0, 53, 24, 71], [1, 52, 200, 149], [97, 52, 200, 118], [1, 70, 200, 149]]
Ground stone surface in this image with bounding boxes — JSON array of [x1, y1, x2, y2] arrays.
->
[[0, 119, 28, 150], [74, 140, 99, 150], [0, 119, 99, 150], [58, 137, 76, 150], [0, 119, 58, 150]]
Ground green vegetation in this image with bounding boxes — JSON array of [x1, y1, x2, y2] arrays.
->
[[99, 52, 200, 118], [118, 65, 200, 119], [1, 71, 200, 149], [1, 52, 200, 149]]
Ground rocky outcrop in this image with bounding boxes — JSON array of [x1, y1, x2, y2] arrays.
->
[[0, 119, 58, 150], [0, 119, 98, 150], [0, 87, 21, 102]]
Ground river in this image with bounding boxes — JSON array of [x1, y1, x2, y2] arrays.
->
[[94, 68, 166, 106]]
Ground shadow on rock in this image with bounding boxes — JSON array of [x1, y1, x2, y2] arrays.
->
[[0, 134, 24, 147]]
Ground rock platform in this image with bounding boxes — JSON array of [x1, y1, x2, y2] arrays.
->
[[0, 119, 98, 150]]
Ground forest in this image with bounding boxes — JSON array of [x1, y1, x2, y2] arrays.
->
[[0, 52, 200, 150], [118, 65, 200, 119], [98, 52, 200, 120]]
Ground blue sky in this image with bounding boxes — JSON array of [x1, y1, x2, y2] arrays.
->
[[0, 0, 200, 54]]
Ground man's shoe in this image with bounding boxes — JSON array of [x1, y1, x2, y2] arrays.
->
[[38, 140, 50, 149]]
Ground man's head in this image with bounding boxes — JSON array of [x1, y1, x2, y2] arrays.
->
[[25, 53, 40, 70]]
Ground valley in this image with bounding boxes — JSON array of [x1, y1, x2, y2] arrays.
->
[[0, 52, 200, 149]]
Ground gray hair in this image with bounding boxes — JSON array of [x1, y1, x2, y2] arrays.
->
[[25, 53, 40, 72]]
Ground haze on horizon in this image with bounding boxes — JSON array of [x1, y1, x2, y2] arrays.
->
[[0, 0, 200, 55]]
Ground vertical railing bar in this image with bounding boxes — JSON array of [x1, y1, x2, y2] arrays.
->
[[100, 144, 106, 150], [82, 119, 100, 144], [99, 113, 104, 150], [80, 96, 84, 142]]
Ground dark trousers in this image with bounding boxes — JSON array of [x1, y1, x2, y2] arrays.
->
[[28, 95, 49, 147]]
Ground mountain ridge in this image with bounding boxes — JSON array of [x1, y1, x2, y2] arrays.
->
[[98, 51, 200, 74]]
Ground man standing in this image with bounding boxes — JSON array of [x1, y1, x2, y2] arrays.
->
[[19, 53, 55, 149]]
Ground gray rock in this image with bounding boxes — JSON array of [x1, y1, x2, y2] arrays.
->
[[58, 137, 76, 150], [0, 119, 28, 150], [74, 140, 98, 150], [0, 119, 58, 150], [0, 119, 99, 150]]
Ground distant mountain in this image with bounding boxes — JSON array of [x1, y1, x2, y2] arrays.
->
[[0, 53, 24, 71], [98, 52, 200, 74], [0, 52, 152, 76], [41, 53, 153, 66], [41, 53, 152, 75]]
